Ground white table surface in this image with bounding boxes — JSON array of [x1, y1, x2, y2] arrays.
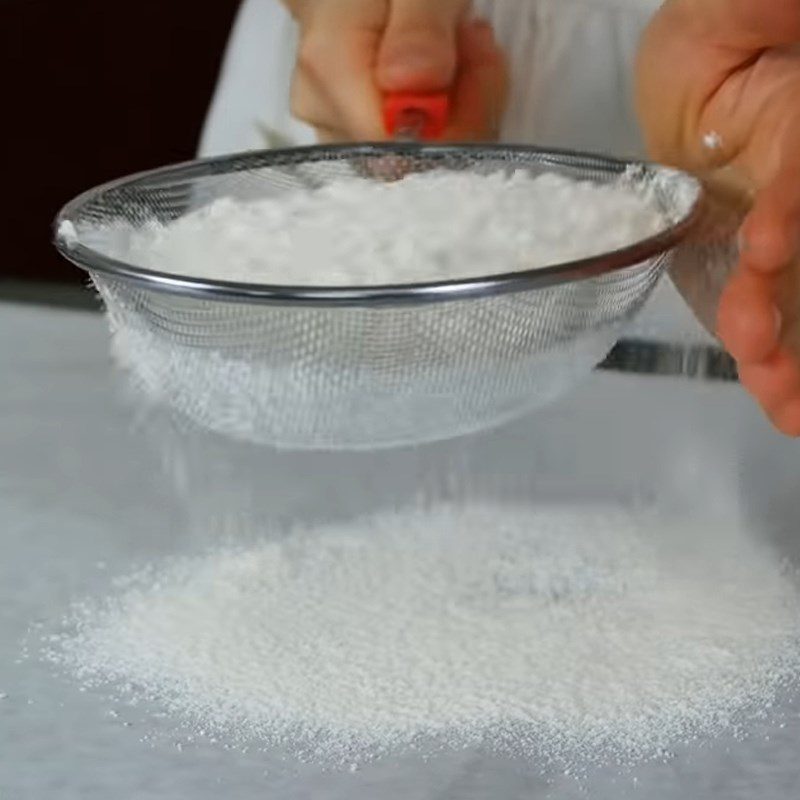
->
[[1, 300, 798, 799]]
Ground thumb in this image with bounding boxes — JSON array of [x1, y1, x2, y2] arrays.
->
[[377, 0, 472, 92]]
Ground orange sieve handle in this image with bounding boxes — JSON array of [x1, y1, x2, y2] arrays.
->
[[382, 93, 450, 140]]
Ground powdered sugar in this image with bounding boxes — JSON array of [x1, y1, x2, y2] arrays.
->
[[47, 502, 800, 770], [86, 170, 666, 286]]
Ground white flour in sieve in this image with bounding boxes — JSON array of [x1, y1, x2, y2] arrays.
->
[[72, 169, 667, 285], [47, 502, 800, 770], [56, 168, 677, 449]]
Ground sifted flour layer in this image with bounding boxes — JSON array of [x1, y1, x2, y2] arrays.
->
[[78, 170, 667, 286], [48, 503, 800, 770]]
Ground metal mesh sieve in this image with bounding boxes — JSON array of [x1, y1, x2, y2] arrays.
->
[[54, 144, 702, 450]]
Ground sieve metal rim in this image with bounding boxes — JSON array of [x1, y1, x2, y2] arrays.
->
[[53, 143, 703, 308]]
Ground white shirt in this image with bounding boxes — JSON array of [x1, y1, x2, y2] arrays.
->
[[200, 0, 661, 158], [199, 0, 712, 344]]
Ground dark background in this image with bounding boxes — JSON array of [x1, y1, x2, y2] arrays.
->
[[2, 0, 240, 285]]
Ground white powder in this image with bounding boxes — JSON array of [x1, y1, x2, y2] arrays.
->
[[48, 502, 800, 770], [82, 170, 666, 285]]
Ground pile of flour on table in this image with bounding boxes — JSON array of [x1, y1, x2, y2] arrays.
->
[[47, 501, 800, 771], [74, 170, 667, 284]]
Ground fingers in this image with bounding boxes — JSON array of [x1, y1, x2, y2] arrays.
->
[[720, 269, 800, 437], [637, 0, 800, 437], [739, 349, 800, 436], [718, 245, 800, 436], [739, 348, 800, 409], [717, 180, 800, 436], [772, 396, 800, 436], [717, 268, 781, 363], [739, 166, 800, 274], [292, 0, 503, 143], [291, 0, 389, 141], [660, 0, 800, 50], [443, 18, 508, 141], [718, 169, 800, 359], [291, 0, 485, 142], [773, 401, 800, 437], [377, 0, 471, 92]]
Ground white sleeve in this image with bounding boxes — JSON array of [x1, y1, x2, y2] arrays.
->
[[198, 0, 315, 157], [477, 0, 662, 159]]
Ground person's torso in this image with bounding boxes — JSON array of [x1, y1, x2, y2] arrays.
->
[[199, 0, 661, 158]]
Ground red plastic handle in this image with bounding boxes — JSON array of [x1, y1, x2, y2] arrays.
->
[[382, 93, 449, 140]]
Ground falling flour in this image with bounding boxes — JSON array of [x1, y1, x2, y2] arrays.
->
[[47, 502, 800, 770], [71, 169, 667, 285]]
